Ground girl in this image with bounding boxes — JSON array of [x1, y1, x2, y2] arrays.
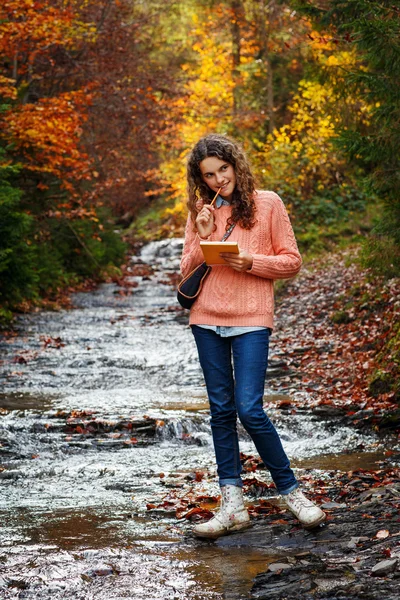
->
[[180, 134, 326, 539]]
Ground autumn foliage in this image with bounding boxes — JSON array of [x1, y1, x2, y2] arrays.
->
[[0, 0, 175, 319], [0, 1, 399, 329], [3, 91, 93, 195]]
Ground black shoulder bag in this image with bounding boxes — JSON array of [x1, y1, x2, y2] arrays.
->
[[177, 223, 236, 309]]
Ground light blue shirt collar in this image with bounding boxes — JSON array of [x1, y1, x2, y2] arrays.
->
[[215, 195, 230, 208]]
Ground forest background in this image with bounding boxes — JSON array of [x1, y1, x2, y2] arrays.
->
[[0, 0, 399, 397]]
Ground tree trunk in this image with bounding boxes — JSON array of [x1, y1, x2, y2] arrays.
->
[[230, 0, 244, 118], [258, 0, 276, 134]]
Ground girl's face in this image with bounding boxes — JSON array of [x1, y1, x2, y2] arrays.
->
[[199, 156, 236, 202]]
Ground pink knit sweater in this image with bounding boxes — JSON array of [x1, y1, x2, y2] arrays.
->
[[180, 191, 302, 330]]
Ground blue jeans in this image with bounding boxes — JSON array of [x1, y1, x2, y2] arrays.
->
[[192, 326, 298, 495]]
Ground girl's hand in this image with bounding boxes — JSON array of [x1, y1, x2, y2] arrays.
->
[[195, 198, 204, 212], [220, 248, 253, 272], [195, 204, 215, 239]]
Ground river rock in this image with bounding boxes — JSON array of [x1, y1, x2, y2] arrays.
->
[[347, 536, 369, 549], [321, 501, 343, 509], [268, 563, 293, 572], [370, 559, 398, 577], [311, 405, 345, 417]]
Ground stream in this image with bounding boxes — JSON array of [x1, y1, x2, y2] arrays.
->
[[0, 239, 387, 599]]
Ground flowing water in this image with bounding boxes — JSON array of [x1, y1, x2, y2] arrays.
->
[[0, 239, 386, 599]]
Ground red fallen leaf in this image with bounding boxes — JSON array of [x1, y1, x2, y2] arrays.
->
[[382, 548, 392, 557], [195, 471, 204, 482], [41, 336, 65, 349], [250, 505, 271, 514], [244, 463, 258, 472], [31, 454, 39, 459], [193, 495, 219, 503], [13, 356, 27, 364], [376, 529, 390, 539], [277, 399, 292, 409], [75, 426, 85, 434], [146, 503, 157, 510], [123, 438, 138, 445], [70, 410, 95, 418], [159, 473, 165, 478], [270, 519, 289, 525], [182, 507, 214, 521], [321, 496, 331, 503]]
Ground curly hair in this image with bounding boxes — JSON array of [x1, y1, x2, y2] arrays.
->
[[186, 134, 257, 230]]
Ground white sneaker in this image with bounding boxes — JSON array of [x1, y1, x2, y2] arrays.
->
[[193, 484, 250, 539], [281, 488, 326, 528]]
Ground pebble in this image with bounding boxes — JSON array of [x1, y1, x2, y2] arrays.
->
[[370, 559, 398, 577]]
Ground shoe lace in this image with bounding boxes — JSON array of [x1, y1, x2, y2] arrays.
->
[[288, 491, 311, 511]]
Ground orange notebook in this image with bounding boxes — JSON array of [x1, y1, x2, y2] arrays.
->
[[200, 241, 239, 265]]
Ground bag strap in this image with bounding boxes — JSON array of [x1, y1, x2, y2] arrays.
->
[[221, 222, 236, 241]]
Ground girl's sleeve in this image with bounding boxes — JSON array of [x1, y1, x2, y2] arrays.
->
[[180, 214, 206, 277], [247, 194, 302, 280]]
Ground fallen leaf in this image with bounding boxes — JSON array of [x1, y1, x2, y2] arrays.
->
[[181, 507, 214, 521], [376, 529, 390, 539]]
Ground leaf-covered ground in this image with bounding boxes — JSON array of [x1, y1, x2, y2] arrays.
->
[[270, 249, 399, 422]]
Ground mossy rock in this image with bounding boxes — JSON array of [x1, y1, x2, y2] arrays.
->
[[368, 371, 394, 398], [330, 310, 354, 324]]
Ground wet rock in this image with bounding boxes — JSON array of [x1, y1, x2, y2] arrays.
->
[[320, 501, 344, 509], [292, 346, 313, 354], [84, 566, 116, 577], [252, 556, 357, 599], [347, 536, 369, 549], [147, 507, 177, 518], [359, 490, 373, 502], [268, 562, 292, 572], [311, 405, 345, 417], [0, 469, 21, 480], [370, 559, 398, 577]]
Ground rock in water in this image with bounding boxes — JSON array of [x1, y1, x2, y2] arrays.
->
[[370, 559, 398, 577]]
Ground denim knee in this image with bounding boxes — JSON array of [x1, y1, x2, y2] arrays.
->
[[237, 406, 269, 434], [210, 406, 237, 425]]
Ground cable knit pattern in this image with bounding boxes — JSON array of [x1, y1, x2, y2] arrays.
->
[[180, 191, 302, 329]]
